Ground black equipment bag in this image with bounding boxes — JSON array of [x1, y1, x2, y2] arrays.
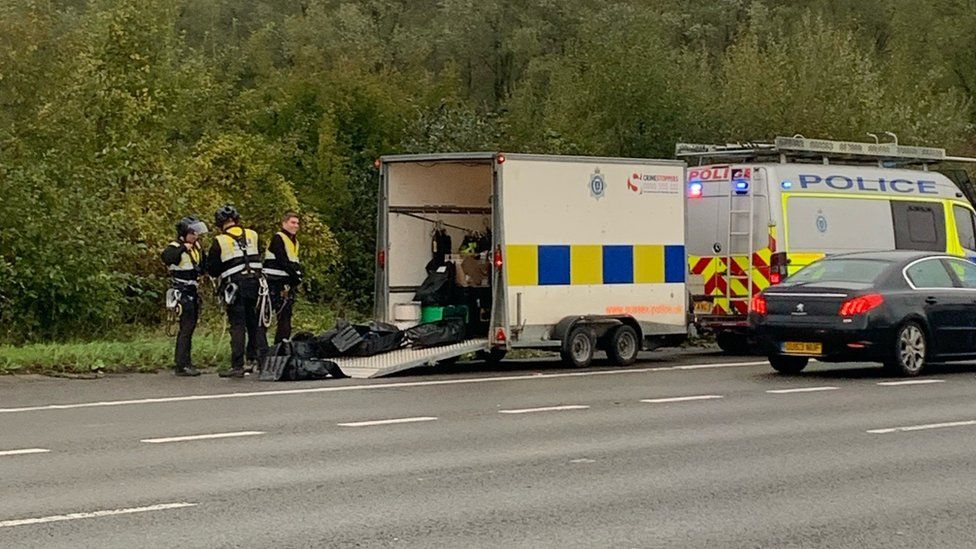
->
[[315, 320, 366, 358], [350, 327, 405, 357], [259, 340, 294, 381], [413, 263, 457, 306], [291, 358, 345, 380], [405, 318, 466, 348]]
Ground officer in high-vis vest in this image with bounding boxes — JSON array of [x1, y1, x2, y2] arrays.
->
[[160, 216, 209, 377], [263, 211, 303, 344], [207, 205, 268, 378]]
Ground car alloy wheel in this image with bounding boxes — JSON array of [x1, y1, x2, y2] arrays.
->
[[889, 322, 926, 377]]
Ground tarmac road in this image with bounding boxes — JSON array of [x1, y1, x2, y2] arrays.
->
[[2, 349, 975, 548]]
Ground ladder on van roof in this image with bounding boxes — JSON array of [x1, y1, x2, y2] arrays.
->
[[675, 135, 976, 168]]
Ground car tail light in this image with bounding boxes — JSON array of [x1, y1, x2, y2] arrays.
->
[[750, 294, 767, 315], [839, 293, 884, 317], [769, 252, 788, 285]]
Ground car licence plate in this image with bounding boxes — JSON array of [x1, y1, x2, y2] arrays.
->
[[694, 301, 713, 314], [782, 341, 822, 355]]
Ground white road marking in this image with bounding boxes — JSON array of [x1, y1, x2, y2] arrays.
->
[[498, 405, 590, 414], [877, 379, 945, 386], [0, 361, 767, 414], [674, 362, 757, 370], [640, 395, 724, 404], [0, 448, 50, 457], [140, 431, 264, 444], [337, 416, 438, 427], [569, 458, 596, 464], [0, 502, 196, 529], [766, 386, 839, 394], [868, 420, 976, 434]]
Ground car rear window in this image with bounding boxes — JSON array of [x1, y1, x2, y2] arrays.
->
[[785, 259, 890, 285]]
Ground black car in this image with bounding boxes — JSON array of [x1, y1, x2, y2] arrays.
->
[[750, 251, 976, 376]]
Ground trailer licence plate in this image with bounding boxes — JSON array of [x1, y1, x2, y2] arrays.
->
[[694, 301, 713, 314], [782, 342, 822, 355]]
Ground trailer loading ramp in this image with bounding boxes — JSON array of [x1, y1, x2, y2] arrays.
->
[[328, 339, 489, 379]]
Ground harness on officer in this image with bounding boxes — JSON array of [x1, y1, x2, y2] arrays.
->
[[219, 228, 274, 328]]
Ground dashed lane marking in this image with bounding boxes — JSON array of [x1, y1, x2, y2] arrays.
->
[[0, 448, 50, 457], [0, 502, 197, 529], [498, 405, 590, 414], [337, 417, 438, 427], [868, 420, 976, 435], [640, 395, 724, 404], [766, 386, 839, 394], [140, 431, 265, 444]]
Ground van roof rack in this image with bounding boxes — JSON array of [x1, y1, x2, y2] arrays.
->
[[675, 136, 976, 167]]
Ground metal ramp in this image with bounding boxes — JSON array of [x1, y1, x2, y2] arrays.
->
[[328, 339, 489, 379]]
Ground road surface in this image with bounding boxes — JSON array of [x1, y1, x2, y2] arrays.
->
[[1, 349, 975, 548]]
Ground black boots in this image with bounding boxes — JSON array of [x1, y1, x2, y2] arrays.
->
[[175, 367, 201, 377], [219, 368, 245, 378]]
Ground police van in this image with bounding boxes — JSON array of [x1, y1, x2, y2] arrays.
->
[[677, 136, 976, 353]]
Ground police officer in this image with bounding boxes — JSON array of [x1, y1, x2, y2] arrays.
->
[[263, 211, 303, 344], [160, 216, 208, 377], [207, 205, 268, 378]]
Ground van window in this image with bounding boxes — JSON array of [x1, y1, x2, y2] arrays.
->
[[944, 258, 976, 288], [786, 258, 890, 285], [785, 197, 895, 253], [953, 205, 976, 251], [891, 202, 945, 252], [686, 195, 769, 256], [905, 259, 954, 288]]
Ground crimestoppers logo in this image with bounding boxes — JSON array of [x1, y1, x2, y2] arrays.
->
[[628, 172, 681, 194]]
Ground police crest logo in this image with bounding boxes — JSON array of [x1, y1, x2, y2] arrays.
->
[[589, 168, 606, 200]]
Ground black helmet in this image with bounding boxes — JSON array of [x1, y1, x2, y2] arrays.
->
[[176, 216, 209, 238], [214, 205, 240, 227]]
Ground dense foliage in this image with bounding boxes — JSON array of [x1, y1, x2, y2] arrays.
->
[[1, 0, 974, 342]]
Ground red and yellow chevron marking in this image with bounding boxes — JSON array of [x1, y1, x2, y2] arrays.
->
[[688, 229, 777, 316]]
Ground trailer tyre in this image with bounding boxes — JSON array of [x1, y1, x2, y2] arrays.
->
[[561, 326, 595, 368], [607, 325, 639, 366], [476, 348, 507, 365]]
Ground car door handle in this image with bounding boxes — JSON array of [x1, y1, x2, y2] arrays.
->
[[925, 296, 938, 305]]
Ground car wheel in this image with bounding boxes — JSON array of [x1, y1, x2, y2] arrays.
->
[[768, 355, 808, 374], [716, 332, 751, 355], [560, 326, 595, 368], [607, 325, 639, 366], [885, 322, 927, 377]]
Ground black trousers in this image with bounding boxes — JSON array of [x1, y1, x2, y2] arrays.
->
[[268, 279, 295, 345], [226, 278, 268, 369], [174, 289, 199, 371]]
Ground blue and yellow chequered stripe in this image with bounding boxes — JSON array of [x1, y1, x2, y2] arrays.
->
[[506, 244, 685, 286]]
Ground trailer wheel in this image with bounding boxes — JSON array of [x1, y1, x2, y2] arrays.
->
[[476, 348, 507, 365], [561, 326, 595, 368], [607, 325, 639, 366]]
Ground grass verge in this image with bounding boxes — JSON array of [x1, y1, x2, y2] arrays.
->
[[0, 302, 349, 376]]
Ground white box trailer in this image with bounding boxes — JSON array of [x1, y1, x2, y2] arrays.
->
[[330, 153, 688, 378]]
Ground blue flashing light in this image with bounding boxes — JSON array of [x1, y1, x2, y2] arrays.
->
[[733, 179, 749, 195], [688, 182, 703, 198], [781, 180, 793, 190]]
